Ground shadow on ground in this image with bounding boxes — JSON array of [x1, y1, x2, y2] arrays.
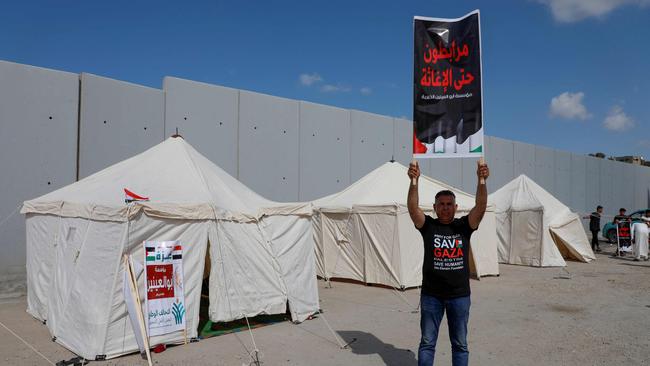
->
[[337, 330, 417, 366]]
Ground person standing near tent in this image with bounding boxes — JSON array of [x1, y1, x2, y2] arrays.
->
[[614, 208, 627, 223], [631, 210, 650, 261], [584, 205, 603, 252], [407, 160, 489, 366], [614, 208, 631, 255]]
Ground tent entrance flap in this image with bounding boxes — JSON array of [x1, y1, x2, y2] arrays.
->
[[509, 209, 543, 266], [199, 239, 211, 334], [549, 225, 585, 262]]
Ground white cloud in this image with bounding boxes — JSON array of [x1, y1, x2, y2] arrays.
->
[[299, 73, 322, 86], [321, 84, 351, 93], [538, 0, 650, 23], [360, 87, 372, 95], [603, 105, 634, 131], [549, 91, 591, 120]]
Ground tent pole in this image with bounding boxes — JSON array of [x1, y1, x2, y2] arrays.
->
[[125, 255, 153, 366]]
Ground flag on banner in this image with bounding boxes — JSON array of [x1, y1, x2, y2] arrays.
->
[[144, 241, 186, 337], [413, 10, 483, 158]]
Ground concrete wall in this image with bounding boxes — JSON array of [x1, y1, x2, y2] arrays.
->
[[0, 61, 78, 298], [79, 73, 164, 178], [2, 63, 650, 297]]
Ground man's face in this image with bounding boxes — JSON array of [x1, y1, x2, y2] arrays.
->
[[620, 210, 626, 215], [434, 195, 457, 223], [597, 208, 603, 214]]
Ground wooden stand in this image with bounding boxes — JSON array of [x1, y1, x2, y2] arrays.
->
[[124, 255, 153, 366]]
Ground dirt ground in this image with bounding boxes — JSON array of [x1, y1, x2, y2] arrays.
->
[[1, 241, 649, 366]]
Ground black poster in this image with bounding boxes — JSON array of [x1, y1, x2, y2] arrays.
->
[[413, 10, 483, 157]]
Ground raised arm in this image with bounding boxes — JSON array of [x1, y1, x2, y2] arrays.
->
[[468, 160, 489, 230], [407, 161, 425, 229]]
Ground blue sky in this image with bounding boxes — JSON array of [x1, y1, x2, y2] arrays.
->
[[1, 0, 649, 158]]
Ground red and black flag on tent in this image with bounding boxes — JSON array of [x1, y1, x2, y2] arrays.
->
[[124, 188, 150, 203], [413, 10, 483, 157]]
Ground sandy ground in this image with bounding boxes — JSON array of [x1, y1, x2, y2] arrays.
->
[[1, 241, 649, 366]]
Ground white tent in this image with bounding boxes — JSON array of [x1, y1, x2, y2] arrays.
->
[[489, 174, 595, 267], [20, 137, 318, 360], [312, 162, 499, 289]]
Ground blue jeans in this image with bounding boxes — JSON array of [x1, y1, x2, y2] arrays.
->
[[418, 294, 470, 366]]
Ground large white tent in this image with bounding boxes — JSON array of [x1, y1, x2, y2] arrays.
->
[[490, 174, 595, 267], [312, 162, 499, 289], [20, 137, 318, 360]]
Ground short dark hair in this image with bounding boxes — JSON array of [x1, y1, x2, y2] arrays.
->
[[596, 205, 603, 210], [619, 208, 626, 212], [435, 190, 456, 201]]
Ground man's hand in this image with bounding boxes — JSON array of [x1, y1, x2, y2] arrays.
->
[[477, 160, 489, 183], [407, 161, 425, 229], [408, 161, 420, 184], [469, 160, 489, 230]]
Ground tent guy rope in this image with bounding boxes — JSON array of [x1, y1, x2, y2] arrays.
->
[[0, 320, 55, 365], [0, 204, 20, 230]]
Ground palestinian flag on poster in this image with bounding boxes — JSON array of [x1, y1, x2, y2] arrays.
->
[[413, 10, 484, 158], [144, 242, 181, 263], [145, 244, 156, 262]]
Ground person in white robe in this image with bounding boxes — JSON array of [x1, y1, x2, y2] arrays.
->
[[631, 217, 649, 261]]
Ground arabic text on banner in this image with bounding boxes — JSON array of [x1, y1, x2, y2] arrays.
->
[[144, 240, 186, 337], [413, 10, 483, 158]]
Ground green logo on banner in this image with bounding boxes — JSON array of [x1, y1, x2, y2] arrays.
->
[[172, 300, 185, 325]]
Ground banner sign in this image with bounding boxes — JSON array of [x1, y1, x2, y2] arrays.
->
[[144, 240, 186, 337], [617, 221, 632, 248], [413, 10, 483, 158]]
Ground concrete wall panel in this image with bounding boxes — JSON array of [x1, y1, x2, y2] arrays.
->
[[513, 141, 536, 179], [599, 159, 616, 218], [429, 158, 462, 188], [393, 118, 413, 167], [239, 91, 299, 201], [620, 163, 636, 211], [534, 146, 555, 193], [610, 161, 625, 213], [461, 158, 480, 194], [633, 167, 650, 209], [79, 73, 164, 178], [554, 151, 572, 207], [585, 156, 601, 213], [350, 110, 394, 182], [299, 101, 350, 200], [163, 77, 239, 177], [570, 154, 587, 213], [484, 136, 513, 193], [0, 61, 78, 297]]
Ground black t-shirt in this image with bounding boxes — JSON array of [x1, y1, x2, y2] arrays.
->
[[417, 215, 476, 299], [614, 215, 628, 223], [589, 212, 601, 232]]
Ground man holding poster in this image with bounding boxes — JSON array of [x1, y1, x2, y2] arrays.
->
[[413, 10, 483, 157], [407, 160, 489, 366], [411, 11, 486, 364]]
